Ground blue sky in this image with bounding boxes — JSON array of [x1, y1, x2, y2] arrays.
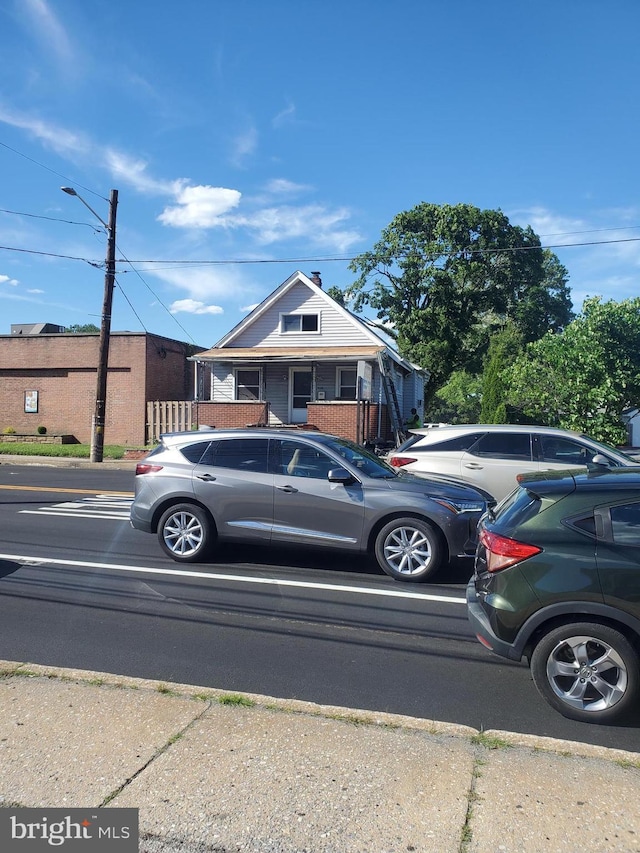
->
[[1, 0, 639, 349]]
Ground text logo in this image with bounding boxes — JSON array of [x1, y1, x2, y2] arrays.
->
[[0, 809, 138, 851]]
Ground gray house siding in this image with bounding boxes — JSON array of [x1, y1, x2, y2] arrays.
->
[[228, 283, 374, 349]]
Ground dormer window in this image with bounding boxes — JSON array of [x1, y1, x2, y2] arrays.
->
[[280, 313, 319, 333]]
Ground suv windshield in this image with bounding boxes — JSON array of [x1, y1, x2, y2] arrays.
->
[[581, 434, 636, 463], [322, 436, 396, 479]]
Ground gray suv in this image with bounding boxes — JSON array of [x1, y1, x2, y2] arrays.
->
[[130, 428, 492, 582]]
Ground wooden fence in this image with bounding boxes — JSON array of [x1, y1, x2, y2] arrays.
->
[[146, 401, 195, 444]]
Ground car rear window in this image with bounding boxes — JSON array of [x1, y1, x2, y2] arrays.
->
[[179, 441, 214, 464], [409, 432, 486, 453], [491, 486, 543, 530]]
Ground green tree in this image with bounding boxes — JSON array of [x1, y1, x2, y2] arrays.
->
[[505, 297, 640, 444], [428, 370, 483, 423], [347, 202, 573, 403], [64, 323, 100, 333], [480, 322, 524, 422]]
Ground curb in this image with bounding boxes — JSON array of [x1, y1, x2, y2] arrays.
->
[[3, 660, 638, 766]]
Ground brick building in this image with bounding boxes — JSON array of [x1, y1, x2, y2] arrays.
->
[[0, 330, 204, 446]]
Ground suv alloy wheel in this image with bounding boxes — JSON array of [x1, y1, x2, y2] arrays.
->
[[530, 622, 640, 724]]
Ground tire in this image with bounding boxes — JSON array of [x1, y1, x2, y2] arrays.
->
[[530, 622, 640, 724], [374, 516, 443, 582], [157, 503, 215, 563]]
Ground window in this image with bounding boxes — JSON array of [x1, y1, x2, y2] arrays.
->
[[337, 368, 357, 400], [179, 441, 214, 464], [539, 435, 591, 465], [212, 438, 269, 473], [415, 433, 486, 453], [279, 439, 335, 479], [235, 369, 261, 401], [280, 313, 319, 333], [470, 432, 532, 461], [610, 502, 640, 545]]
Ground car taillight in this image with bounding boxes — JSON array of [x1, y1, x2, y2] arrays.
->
[[389, 456, 417, 468], [479, 528, 542, 572], [135, 463, 163, 475]]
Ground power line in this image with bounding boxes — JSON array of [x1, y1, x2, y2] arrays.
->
[[2, 235, 640, 269], [0, 207, 103, 230], [0, 141, 107, 202]]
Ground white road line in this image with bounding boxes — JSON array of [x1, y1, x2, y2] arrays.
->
[[19, 510, 129, 520], [0, 552, 466, 604]]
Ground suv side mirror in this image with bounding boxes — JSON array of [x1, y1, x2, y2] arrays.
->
[[590, 454, 611, 468], [327, 467, 355, 484]]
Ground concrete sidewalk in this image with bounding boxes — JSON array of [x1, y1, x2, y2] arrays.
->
[[1, 661, 639, 852]]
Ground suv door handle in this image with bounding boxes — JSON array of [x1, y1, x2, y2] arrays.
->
[[276, 484, 298, 493], [196, 473, 216, 481], [464, 462, 484, 469]]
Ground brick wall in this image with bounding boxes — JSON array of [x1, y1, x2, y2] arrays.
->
[[193, 400, 391, 442], [307, 402, 391, 442], [195, 401, 269, 429], [0, 332, 201, 446]]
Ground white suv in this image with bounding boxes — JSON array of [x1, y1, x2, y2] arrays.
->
[[386, 424, 639, 501]]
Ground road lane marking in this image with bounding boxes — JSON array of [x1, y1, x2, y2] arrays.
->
[[20, 511, 129, 520], [0, 485, 133, 496], [0, 552, 466, 604]]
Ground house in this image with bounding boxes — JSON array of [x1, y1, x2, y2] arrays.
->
[[192, 271, 429, 444], [0, 329, 204, 446]]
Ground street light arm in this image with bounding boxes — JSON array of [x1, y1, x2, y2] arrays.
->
[[60, 187, 109, 229]]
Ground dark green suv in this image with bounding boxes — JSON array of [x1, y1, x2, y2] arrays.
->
[[467, 466, 640, 724]]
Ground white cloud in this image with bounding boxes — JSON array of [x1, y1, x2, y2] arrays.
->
[[235, 204, 362, 251], [104, 149, 184, 196], [22, 0, 73, 64], [240, 303, 260, 312], [272, 101, 296, 128], [0, 104, 89, 157], [151, 266, 249, 302], [263, 178, 312, 196], [511, 205, 640, 311], [230, 126, 258, 168], [157, 185, 242, 228], [169, 299, 223, 316], [27, 288, 44, 293], [0, 275, 19, 286]]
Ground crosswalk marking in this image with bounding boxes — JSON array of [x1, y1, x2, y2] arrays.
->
[[19, 493, 133, 521]]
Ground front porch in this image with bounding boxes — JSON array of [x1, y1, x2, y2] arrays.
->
[[194, 399, 392, 444]]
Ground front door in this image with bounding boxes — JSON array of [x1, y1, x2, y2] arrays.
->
[[289, 367, 312, 423]]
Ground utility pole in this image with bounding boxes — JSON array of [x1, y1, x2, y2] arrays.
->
[[61, 187, 119, 460], [91, 189, 118, 462]]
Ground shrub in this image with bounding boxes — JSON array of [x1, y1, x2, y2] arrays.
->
[[3, 427, 16, 435], [36, 425, 47, 435]]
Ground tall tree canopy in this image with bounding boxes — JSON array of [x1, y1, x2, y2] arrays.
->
[[346, 202, 573, 401], [505, 297, 640, 444]]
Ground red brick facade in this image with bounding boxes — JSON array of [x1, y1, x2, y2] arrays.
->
[[194, 400, 391, 443], [0, 332, 202, 446]]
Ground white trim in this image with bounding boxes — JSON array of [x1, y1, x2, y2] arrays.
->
[[234, 366, 263, 401], [279, 310, 321, 335], [336, 366, 357, 400]]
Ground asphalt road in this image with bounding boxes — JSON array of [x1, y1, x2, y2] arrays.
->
[[1, 461, 639, 752]]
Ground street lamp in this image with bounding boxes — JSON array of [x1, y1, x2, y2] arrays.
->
[[61, 186, 119, 462]]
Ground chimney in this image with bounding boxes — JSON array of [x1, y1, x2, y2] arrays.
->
[[310, 271, 322, 287]]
